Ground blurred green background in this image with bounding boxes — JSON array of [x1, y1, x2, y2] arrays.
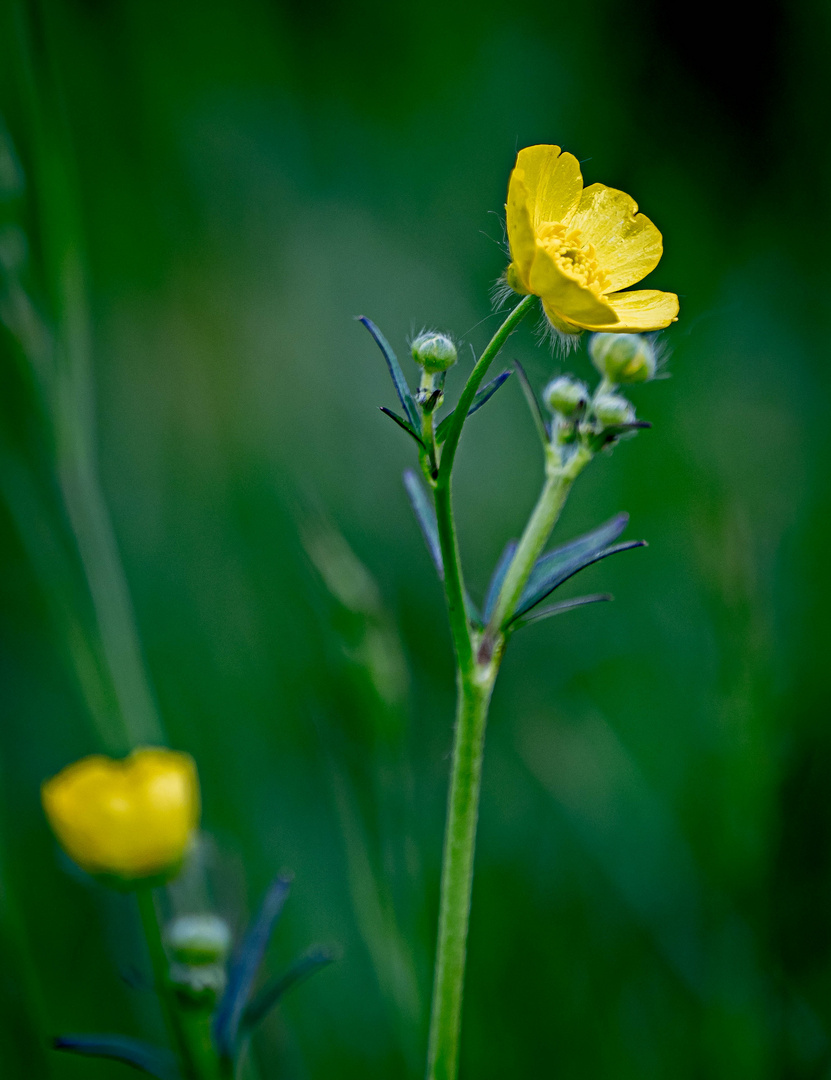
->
[[2, 0, 830, 1076]]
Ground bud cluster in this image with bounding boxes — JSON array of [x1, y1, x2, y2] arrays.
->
[[541, 333, 657, 452]]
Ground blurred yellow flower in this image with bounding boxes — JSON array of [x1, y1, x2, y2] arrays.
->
[[506, 145, 679, 334], [42, 748, 200, 881]]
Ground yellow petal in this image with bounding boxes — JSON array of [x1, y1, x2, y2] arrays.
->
[[515, 144, 583, 228], [591, 289, 679, 331], [528, 243, 618, 330], [567, 183, 663, 292], [505, 170, 536, 289], [42, 748, 200, 879]]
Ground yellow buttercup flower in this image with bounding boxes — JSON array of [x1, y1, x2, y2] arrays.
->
[[506, 145, 679, 334], [42, 748, 200, 881]]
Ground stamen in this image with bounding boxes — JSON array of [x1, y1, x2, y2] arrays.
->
[[538, 222, 609, 296]]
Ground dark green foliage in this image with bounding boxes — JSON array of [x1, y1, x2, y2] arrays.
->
[[403, 470, 443, 579], [213, 875, 292, 1060], [242, 946, 336, 1033], [359, 317, 420, 429], [53, 1036, 180, 1079], [509, 515, 644, 623]]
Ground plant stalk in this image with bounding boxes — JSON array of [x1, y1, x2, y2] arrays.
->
[[437, 295, 537, 483], [425, 296, 538, 1080], [137, 888, 220, 1080], [426, 667, 495, 1080], [487, 444, 593, 634]]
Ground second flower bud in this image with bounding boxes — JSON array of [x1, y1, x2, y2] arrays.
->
[[411, 332, 457, 374], [589, 333, 656, 384]]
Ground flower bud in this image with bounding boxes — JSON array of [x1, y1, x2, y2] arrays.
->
[[589, 333, 656, 384], [411, 332, 457, 374], [543, 376, 589, 417], [170, 962, 227, 1007], [166, 914, 232, 966], [42, 748, 200, 883], [593, 393, 636, 427]]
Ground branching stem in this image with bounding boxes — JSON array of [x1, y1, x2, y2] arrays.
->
[[426, 295, 536, 1080]]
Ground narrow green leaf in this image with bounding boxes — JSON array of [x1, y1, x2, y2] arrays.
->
[[510, 533, 645, 625], [402, 471, 482, 625], [214, 875, 292, 1058], [511, 593, 613, 630], [379, 407, 425, 448], [403, 470, 443, 579], [434, 370, 512, 445], [519, 514, 628, 609], [358, 316, 420, 428], [53, 1035, 180, 1079], [513, 360, 549, 447], [242, 946, 336, 1033], [482, 540, 517, 622]]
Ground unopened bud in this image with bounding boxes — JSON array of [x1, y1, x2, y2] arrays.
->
[[589, 333, 656, 384], [593, 393, 635, 427], [170, 962, 226, 1007], [411, 332, 457, 374], [543, 376, 589, 417], [166, 914, 231, 966]]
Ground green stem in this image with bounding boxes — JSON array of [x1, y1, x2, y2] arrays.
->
[[487, 444, 593, 634], [136, 889, 189, 1069], [136, 888, 220, 1080], [426, 668, 495, 1080], [433, 479, 474, 676], [424, 296, 538, 1080], [438, 295, 537, 483]]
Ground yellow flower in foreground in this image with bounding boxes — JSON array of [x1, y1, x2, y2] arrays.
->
[[42, 748, 200, 881], [506, 144, 679, 334]]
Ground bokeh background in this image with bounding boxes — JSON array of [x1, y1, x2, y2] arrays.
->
[[2, 0, 830, 1076]]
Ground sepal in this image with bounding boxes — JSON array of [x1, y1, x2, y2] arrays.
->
[[586, 418, 651, 452]]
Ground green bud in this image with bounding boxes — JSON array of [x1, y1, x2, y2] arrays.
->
[[166, 914, 231, 966], [593, 393, 636, 427], [543, 376, 589, 417], [411, 332, 457, 374], [589, 333, 656, 384], [170, 962, 226, 1007]]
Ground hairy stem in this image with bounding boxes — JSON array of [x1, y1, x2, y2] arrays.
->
[[433, 479, 474, 676], [438, 295, 537, 482], [424, 294, 538, 1080], [488, 444, 593, 633], [426, 667, 495, 1080]]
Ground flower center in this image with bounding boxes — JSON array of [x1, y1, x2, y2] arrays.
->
[[538, 223, 609, 295]]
